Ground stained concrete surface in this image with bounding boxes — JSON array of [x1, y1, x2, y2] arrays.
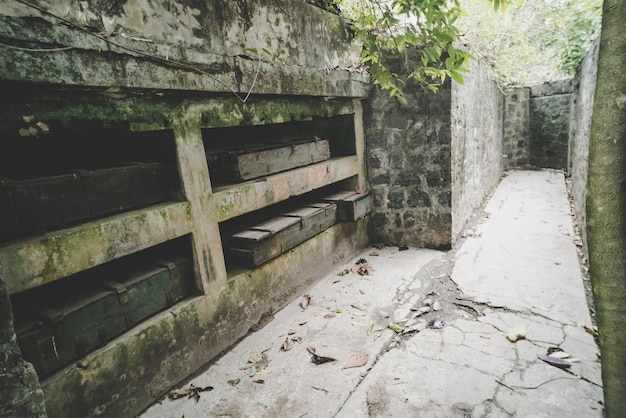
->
[[141, 170, 603, 417]]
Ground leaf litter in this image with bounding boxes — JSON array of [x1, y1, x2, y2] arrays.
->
[[168, 384, 213, 402], [352, 258, 375, 276], [342, 353, 369, 369]]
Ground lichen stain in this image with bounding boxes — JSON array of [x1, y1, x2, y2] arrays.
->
[[119, 0, 203, 46]]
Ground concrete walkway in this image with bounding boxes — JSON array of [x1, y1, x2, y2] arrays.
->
[[141, 170, 603, 417]]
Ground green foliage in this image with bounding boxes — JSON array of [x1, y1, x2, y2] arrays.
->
[[556, 0, 602, 74], [457, 0, 601, 85], [335, 0, 493, 99]]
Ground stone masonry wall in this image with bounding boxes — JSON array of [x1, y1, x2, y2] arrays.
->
[[529, 80, 573, 169], [365, 60, 452, 249], [451, 56, 505, 240], [503, 87, 531, 168], [569, 37, 600, 258]]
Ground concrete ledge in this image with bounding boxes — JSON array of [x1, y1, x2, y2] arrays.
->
[[1, 201, 193, 294], [39, 220, 369, 418], [212, 156, 359, 221]]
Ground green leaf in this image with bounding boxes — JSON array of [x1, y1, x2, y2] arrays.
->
[[449, 70, 465, 84]]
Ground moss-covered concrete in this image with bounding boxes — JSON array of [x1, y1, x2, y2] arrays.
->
[[0, 85, 354, 136], [40, 220, 369, 418], [212, 156, 359, 221], [0, 202, 192, 295], [0, 0, 368, 97]]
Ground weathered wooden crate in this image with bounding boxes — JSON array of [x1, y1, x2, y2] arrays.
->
[[0, 173, 90, 240], [323, 191, 372, 221], [208, 139, 330, 182], [116, 257, 194, 327], [16, 284, 128, 378], [14, 257, 194, 378], [0, 162, 174, 242], [228, 202, 337, 268]]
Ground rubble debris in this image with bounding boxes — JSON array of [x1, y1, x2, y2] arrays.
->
[[505, 325, 527, 342], [426, 316, 445, 329]]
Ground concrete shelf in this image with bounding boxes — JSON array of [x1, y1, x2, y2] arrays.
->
[[212, 155, 359, 222], [1, 201, 193, 295]]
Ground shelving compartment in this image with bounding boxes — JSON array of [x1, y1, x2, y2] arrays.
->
[[11, 237, 196, 380], [204, 115, 356, 186], [0, 130, 181, 243]]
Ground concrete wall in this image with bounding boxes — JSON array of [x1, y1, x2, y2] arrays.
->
[[0, 1, 369, 417], [364, 62, 453, 249], [569, 37, 600, 258], [0, 0, 367, 97], [529, 80, 573, 169], [451, 57, 505, 240], [503, 87, 531, 168]]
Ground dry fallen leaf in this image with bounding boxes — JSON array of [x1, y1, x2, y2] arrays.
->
[[227, 378, 240, 387], [505, 325, 527, 342], [351, 303, 367, 311], [324, 313, 336, 319], [249, 351, 264, 363], [301, 295, 311, 310], [282, 338, 294, 351], [547, 351, 571, 359], [337, 269, 350, 276], [388, 323, 404, 333], [342, 353, 369, 369], [538, 354, 571, 369], [168, 384, 214, 401], [311, 353, 336, 365], [253, 379, 265, 384]]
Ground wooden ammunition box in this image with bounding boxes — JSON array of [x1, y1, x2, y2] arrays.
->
[[134, 162, 175, 206], [74, 165, 142, 217], [208, 139, 331, 183], [14, 257, 193, 379], [0, 173, 90, 239], [15, 286, 128, 378], [228, 202, 337, 268], [0, 178, 19, 242], [323, 190, 372, 221]]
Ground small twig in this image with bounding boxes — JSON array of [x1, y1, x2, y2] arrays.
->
[[311, 386, 329, 393]]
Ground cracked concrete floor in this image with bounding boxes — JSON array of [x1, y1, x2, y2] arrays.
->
[[140, 170, 603, 417]]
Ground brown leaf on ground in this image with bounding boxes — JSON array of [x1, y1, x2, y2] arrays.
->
[[337, 269, 350, 276], [253, 379, 265, 384], [311, 353, 336, 365], [324, 313, 336, 319], [301, 295, 311, 310], [342, 353, 369, 369], [227, 379, 241, 387], [282, 338, 294, 351]]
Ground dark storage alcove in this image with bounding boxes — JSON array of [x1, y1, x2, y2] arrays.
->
[[0, 130, 182, 243], [10, 236, 196, 380]]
